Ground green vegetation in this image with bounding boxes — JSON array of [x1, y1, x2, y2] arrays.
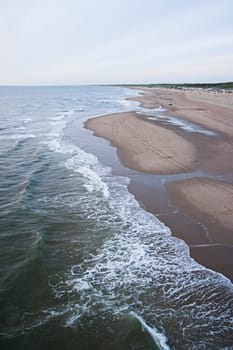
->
[[120, 82, 233, 90]]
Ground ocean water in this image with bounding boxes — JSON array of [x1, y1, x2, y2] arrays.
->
[[0, 85, 232, 350]]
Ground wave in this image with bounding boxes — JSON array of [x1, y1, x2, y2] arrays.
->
[[42, 93, 233, 348], [130, 312, 171, 350], [47, 124, 112, 199], [45, 173, 233, 348], [2, 86, 232, 348], [69, 165, 109, 198], [0, 134, 36, 140]]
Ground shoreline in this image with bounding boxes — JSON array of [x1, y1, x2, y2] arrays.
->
[[85, 87, 233, 281]]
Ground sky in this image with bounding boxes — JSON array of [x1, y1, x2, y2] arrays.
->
[[0, 0, 233, 85]]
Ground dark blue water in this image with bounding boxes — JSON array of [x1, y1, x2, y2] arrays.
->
[[0, 86, 232, 350]]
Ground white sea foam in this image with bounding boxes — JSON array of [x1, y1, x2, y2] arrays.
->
[[73, 163, 109, 196], [0, 134, 36, 140], [56, 148, 233, 349], [47, 131, 111, 198], [130, 312, 171, 350], [50, 115, 65, 121], [8, 86, 230, 346], [62, 110, 74, 116], [38, 103, 113, 200], [71, 166, 109, 198], [23, 117, 32, 123], [2, 86, 232, 349]]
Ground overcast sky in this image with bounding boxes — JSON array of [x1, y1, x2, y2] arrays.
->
[[0, 0, 233, 85]]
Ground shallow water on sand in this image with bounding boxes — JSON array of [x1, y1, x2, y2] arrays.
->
[[0, 86, 232, 350]]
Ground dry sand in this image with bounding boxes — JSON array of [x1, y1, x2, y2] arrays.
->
[[86, 112, 198, 174]]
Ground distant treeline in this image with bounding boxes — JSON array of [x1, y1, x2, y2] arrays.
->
[[122, 82, 233, 90]]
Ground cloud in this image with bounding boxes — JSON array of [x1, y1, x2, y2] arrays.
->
[[0, 0, 232, 84]]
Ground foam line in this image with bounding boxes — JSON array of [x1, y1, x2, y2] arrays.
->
[[130, 312, 171, 350]]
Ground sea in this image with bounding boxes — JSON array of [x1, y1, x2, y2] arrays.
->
[[0, 85, 232, 350]]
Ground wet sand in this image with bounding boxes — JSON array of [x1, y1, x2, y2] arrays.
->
[[85, 87, 233, 281], [167, 177, 233, 242]]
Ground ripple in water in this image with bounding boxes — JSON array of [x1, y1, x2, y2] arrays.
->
[[0, 86, 232, 350]]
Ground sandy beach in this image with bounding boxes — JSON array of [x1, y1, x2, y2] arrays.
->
[[130, 88, 233, 136], [86, 112, 198, 174], [85, 87, 233, 280], [166, 177, 233, 244]]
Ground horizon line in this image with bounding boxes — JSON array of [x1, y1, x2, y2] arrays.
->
[[0, 81, 232, 88]]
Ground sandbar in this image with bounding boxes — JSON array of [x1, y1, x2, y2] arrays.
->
[[85, 112, 198, 174]]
